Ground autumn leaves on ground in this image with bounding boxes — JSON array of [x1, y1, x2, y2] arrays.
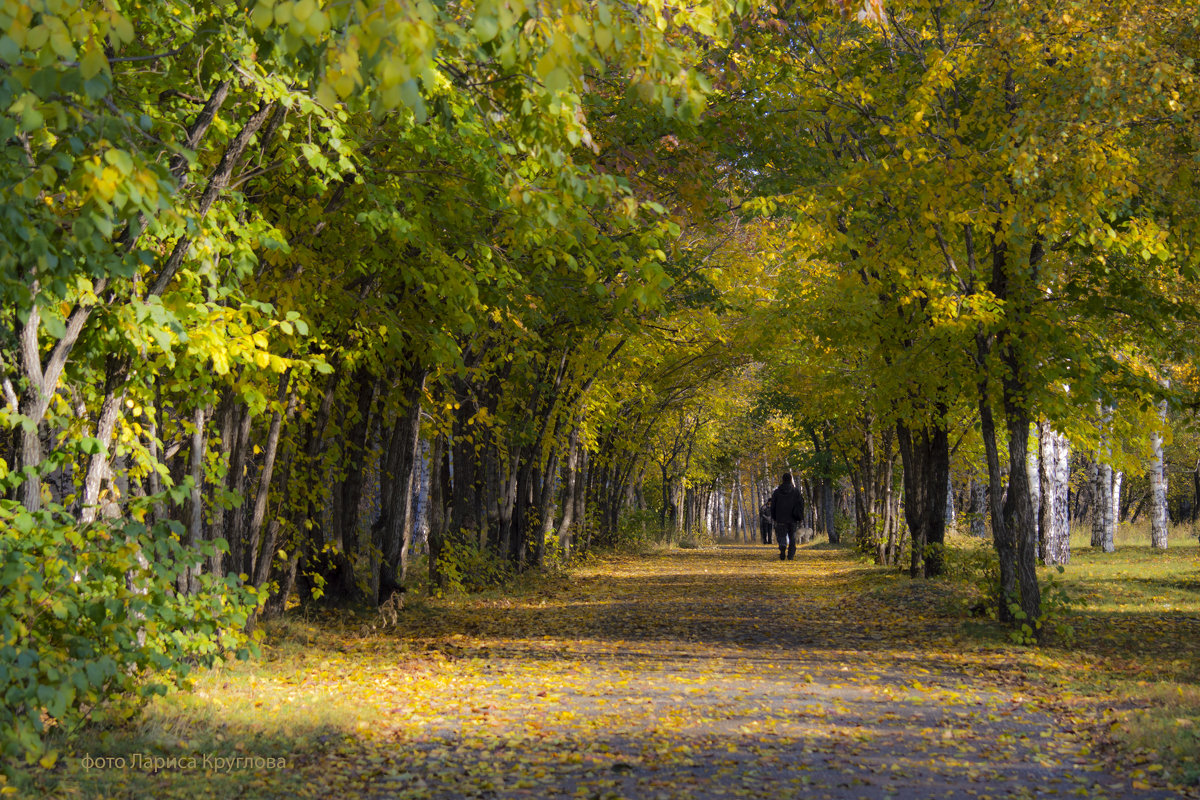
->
[[38, 541, 1197, 800]]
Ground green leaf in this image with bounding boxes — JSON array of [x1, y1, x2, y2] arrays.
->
[[474, 14, 500, 43]]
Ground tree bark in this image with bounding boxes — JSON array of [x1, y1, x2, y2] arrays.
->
[[1147, 398, 1168, 549], [427, 435, 448, 593], [896, 419, 949, 578], [245, 374, 294, 583], [180, 404, 208, 594], [80, 356, 132, 522], [557, 426, 580, 559], [385, 365, 427, 587], [1039, 424, 1071, 565]]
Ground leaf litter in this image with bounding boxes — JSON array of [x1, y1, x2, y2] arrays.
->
[[48, 544, 1198, 799]]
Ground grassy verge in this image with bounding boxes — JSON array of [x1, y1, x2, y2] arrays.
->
[[929, 526, 1200, 788]]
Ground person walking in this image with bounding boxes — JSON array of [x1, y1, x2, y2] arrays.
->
[[769, 473, 804, 561], [758, 501, 773, 545]]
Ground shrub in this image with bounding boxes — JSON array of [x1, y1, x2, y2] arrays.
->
[[0, 499, 262, 768], [614, 508, 664, 551], [941, 536, 1074, 645], [433, 537, 513, 595]]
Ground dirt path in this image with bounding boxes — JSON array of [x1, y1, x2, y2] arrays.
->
[[354, 545, 1179, 800]]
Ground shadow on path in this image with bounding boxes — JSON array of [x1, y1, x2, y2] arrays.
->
[[365, 545, 1183, 800]]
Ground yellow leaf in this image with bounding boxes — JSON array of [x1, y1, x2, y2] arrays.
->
[[80, 46, 108, 79], [49, 28, 74, 59], [26, 25, 49, 51], [110, 14, 135, 45]]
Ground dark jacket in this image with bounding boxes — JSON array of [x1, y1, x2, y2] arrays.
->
[[770, 483, 804, 525]]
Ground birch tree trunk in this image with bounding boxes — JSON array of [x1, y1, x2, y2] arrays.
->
[[945, 471, 956, 529], [1092, 460, 1113, 551], [1091, 404, 1117, 553], [1150, 396, 1169, 550], [1052, 433, 1071, 564], [1037, 422, 1052, 562], [1039, 425, 1071, 565], [1027, 424, 1041, 536], [1111, 470, 1123, 547]]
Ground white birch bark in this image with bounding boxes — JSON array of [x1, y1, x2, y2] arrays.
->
[[1051, 431, 1071, 564], [1027, 423, 1041, 527], [945, 471, 956, 528], [1150, 397, 1169, 550], [1040, 426, 1071, 565], [1110, 470, 1123, 550]]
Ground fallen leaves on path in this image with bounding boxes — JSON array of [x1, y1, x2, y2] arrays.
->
[[46, 544, 1198, 799]]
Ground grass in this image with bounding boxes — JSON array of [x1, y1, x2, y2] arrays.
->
[[1050, 529, 1200, 785], [939, 522, 1200, 786]]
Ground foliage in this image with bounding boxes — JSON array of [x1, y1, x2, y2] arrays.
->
[[941, 535, 1000, 608], [941, 535, 1076, 646], [432, 538, 514, 596], [0, 498, 261, 768], [3, 0, 1200, 791]]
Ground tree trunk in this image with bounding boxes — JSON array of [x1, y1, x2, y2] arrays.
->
[[1027, 424, 1041, 544], [533, 448, 560, 567], [1091, 460, 1113, 550], [225, 401, 254, 576], [450, 382, 481, 538], [80, 356, 132, 522], [822, 478, 838, 544], [427, 435, 448, 593], [969, 477, 988, 539], [1111, 470, 1123, 529], [558, 427, 579, 559], [180, 405, 209, 594], [1192, 458, 1200, 525], [386, 365, 427, 587], [576, 445, 590, 553], [245, 375, 294, 584], [1002, 405, 1043, 629], [1040, 425, 1071, 565], [1148, 399, 1168, 549], [896, 419, 949, 578], [945, 471, 956, 529], [326, 372, 375, 603], [1091, 404, 1116, 552]]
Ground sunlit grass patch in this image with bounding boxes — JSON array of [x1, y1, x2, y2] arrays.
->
[[1068, 520, 1200, 551]]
